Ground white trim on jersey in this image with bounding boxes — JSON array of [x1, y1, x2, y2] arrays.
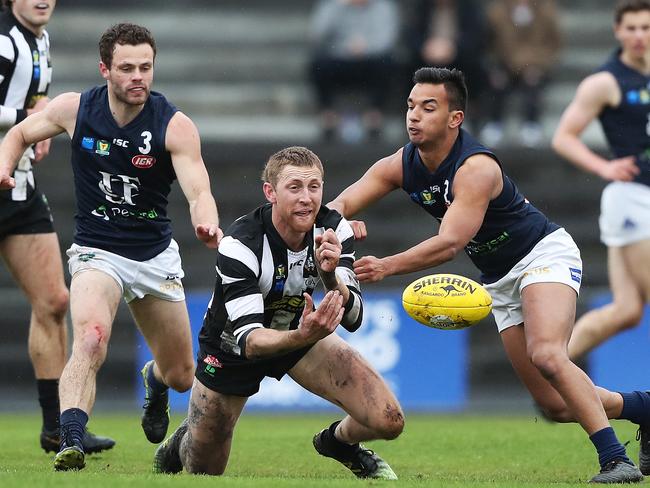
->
[[215, 265, 246, 285], [226, 293, 264, 321], [259, 234, 274, 296], [36, 34, 50, 93], [6, 26, 32, 110], [233, 323, 263, 342], [219, 236, 260, 276], [0, 34, 13, 59]]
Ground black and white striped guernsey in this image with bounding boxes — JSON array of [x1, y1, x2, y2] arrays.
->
[[199, 203, 363, 360], [0, 9, 51, 202]]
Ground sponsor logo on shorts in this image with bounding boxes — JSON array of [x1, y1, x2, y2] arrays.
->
[[131, 154, 156, 169], [81, 137, 95, 150], [159, 281, 183, 293], [523, 266, 550, 278], [203, 355, 223, 376], [623, 217, 637, 230], [569, 267, 582, 284], [78, 252, 95, 262]]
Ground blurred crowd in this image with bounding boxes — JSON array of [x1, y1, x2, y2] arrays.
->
[[308, 0, 562, 146]]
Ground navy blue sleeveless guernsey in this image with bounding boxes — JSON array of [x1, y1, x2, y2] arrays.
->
[[70, 85, 178, 261], [401, 129, 559, 283], [597, 50, 650, 186]]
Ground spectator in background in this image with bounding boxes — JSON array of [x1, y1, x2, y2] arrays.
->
[[308, 0, 399, 142], [480, 0, 561, 148], [405, 0, 488, 130]]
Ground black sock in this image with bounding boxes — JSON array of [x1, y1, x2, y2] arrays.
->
[[60, 408, 88, 449], [37, 379, 60, 433], [325, 420, 358, 458]]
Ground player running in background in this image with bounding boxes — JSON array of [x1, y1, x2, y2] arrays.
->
[[152, 146, 403, 479], [329, 67, 650, 483], [0, 22, 222, 471], [552, 1, 650, 365], [0, 0, 113, 454]]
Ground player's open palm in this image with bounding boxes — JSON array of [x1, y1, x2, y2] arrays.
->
[[297, 291, 344, 344]]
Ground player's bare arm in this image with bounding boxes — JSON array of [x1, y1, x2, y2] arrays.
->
[[245, 290, 344, 359], [167, 111, 222, 248], [327, 149, 402, 239], [552, 72, 639, 181], [354, 155, 501, 283], [0, 92, 80, 189]]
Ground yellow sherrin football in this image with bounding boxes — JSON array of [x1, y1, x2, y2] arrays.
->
[[402, 273, 492, 330]]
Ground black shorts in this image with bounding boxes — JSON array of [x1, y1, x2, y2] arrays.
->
[[0, 190, 54, 241], [195, 344, 313, 397]]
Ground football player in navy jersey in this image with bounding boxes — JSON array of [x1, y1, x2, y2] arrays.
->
[[0, 23, 222, 471], [0, 0, 114, 455], [152, 146, 403, 479], [553, 0, 650, 475], [329, 67, 650, 483], [553, 3, 650, 364]]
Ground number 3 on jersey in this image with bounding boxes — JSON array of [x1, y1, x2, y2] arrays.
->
[[139, 131, 152, 154]]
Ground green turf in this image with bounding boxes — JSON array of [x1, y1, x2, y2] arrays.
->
[[0, 413, 645, 487]]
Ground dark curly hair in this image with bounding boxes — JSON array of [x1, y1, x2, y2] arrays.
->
[[99, 23, 156, 69]]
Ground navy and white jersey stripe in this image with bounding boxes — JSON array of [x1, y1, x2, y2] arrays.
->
[[402, 129, 559, 283], [199, 203, 362, 360], [0, 10, 52, 202]]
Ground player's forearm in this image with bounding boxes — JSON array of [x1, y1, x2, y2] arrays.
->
[[383, 236, 460, 277], [0, 125, 31, 176], [552, 131, 609, 177], [189, 190, 219, 228], [245, 328, 306, 359]]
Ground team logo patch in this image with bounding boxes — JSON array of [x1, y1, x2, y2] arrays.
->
[[81, 137, 95, 150], [95, 140, 111, 156], [569, 267, 582, 284], [132, 154, 156, 169]]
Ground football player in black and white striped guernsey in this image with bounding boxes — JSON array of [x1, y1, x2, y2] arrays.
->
[[0, 0, 114, 455], [153, 146, 404, 480]]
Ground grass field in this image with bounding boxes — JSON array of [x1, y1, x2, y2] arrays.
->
[[0, 413, 645, 487]]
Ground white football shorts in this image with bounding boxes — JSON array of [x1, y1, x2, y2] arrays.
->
[[67, 239, 185, 303], [483, 228, 582, 333], [599, 181, 650, 247]]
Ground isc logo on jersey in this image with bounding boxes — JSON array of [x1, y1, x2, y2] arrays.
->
[[132, 154, 156, 169], [402, 273, 492, 330]]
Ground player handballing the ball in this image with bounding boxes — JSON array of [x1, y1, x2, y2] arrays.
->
[[328, 67, 650, 483]]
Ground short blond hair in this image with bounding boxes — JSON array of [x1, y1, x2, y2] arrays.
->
[[262, 146, 324, 187]]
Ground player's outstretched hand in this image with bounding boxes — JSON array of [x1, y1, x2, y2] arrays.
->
[[353, 255, 389, 283], [0, 172, 15, 190], [195, 224, 223, 248], [348, 220, 367, 240], [315, 228, 341, 273], [599, 156, 640, 181], [297, 291, 344, 344]]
